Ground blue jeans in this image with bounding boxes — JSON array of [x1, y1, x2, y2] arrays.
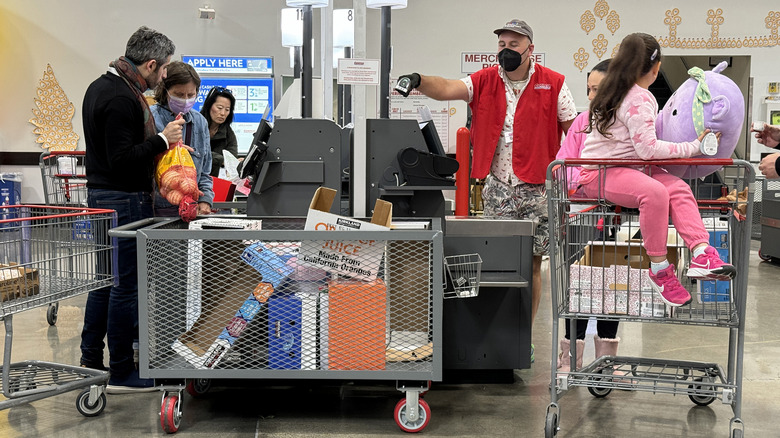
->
[[81, 189, 152, 377]]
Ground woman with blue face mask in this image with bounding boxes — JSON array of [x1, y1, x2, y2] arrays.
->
[[151, 61, 214, 216]]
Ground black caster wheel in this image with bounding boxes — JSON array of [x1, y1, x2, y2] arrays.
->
[[76, 388, 107, 417]]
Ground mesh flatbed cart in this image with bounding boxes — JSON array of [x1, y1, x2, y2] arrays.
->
[[113, 216, 445, 433], [39, 150, 88, 326], [0, 205, 114, 417], [544, 159, 752, 438]]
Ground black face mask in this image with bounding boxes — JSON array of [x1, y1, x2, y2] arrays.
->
[[498, 47, 528, 72]]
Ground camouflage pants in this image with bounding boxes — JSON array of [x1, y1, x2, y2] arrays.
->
[[482, 174, 549, 256]]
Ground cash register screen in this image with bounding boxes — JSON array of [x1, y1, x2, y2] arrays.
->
[[419, 120, 446, 157], [238, 113, 273, 179]]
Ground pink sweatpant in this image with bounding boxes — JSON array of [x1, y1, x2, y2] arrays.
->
[[580, 166, 709, 257]]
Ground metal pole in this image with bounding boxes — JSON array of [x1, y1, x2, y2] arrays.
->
[[379, 5, 391, 118], [302, 5, 313, 118], [293, 46, 302, 79], [344, 46, 353, 125], [321, 1, 334, 120]]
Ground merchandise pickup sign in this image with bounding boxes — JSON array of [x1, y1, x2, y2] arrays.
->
[[337, 59, 380, 85], [461, 51, 545, 74]]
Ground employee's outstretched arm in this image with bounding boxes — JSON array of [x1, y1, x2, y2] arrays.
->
[[397, 73, 469, 102]]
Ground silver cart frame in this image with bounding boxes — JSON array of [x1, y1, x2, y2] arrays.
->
[[0, 205, 114, 417], [544, 159, 752, 438], [115, 216, 444, 433]]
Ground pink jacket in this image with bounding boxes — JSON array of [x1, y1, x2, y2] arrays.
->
[[579, 85, 700, 184], [556, 111, 589, 191]]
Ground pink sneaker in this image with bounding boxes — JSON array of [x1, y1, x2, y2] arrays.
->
[[648, 264, 692, 307], [687, 246, 737, 281]]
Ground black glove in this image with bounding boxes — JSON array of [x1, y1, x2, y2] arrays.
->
[[395, 73, 421, 97]]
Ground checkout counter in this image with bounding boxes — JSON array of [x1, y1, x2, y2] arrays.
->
[[443, 217, 534, 381], [240, 117, 535, 381]]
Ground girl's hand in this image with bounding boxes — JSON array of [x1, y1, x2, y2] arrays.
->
[[697, 129, 721, 143]]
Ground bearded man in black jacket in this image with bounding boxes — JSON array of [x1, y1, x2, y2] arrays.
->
[[81, 25, 184, 393]]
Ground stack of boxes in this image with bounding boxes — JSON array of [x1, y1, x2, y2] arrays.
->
[[568, 241, 671, 317], [697, 218, 731, 303]]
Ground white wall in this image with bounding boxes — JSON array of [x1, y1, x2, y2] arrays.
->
[[2, 1, 779, 201]]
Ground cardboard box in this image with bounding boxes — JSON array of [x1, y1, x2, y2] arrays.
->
[[569, 245, 669, 317], [173, 238, 268, 369], [186, 218, 262, 330], [328, 278, 387, 371], [266, 291, 321, 370], [584, 240, 679, 270], [189, 217, 262, 231], [697, 221, 731, 303], [386, 240, 430, 333], [299, 187, 392, 281], [0, 263, 39, 301]]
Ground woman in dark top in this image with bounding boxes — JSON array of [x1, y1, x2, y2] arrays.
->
[[201, 86, 238, 177]]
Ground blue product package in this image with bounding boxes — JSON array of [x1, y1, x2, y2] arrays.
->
[[0, 173, 22, 227], [699, 280, 730, 302], [241, 241, 295, 288], [267, 294, 302, 369], [239, 299, 263, 321]]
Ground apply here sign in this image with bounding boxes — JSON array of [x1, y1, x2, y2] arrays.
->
[[182, 56, 273, 75]]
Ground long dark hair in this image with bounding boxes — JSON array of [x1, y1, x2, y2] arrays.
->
[[153, 61, 200, 106], [200, 86, 236, 127], [586, 33, 660, 137]]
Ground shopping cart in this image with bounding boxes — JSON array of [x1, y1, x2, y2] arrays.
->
[[111, 216, 444, 433], [0, 205, 115, 417], [39, 150, 89, 325], [544, 159, 752, 438]]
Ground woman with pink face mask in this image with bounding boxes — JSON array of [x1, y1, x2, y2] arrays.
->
[[151, 61, 214, 216]]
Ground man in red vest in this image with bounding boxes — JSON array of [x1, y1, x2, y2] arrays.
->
[[397, 19, 577, 362]]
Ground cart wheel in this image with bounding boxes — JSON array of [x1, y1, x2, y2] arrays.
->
[[587, 385, 612, 398], [544, 411, 558, 438], [731, 429, 743, 438], [76, 388, 107, 417], [8, 376, 36, 393], [688, 378, 716, 406], [160, 394, 182, 434], [46, 303, 59, 326], [394, 398, 431, 433], [185, 379, 211, 397], [586, 371, 612, 398], [758, 249, 772, 262]]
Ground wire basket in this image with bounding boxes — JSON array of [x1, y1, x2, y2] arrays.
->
[[443, 253, 482, 299]]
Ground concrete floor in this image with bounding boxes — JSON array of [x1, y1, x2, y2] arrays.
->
[[1, 239, 777, 437]]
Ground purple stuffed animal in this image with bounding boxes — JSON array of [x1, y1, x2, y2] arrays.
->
[[656, 61, 745, 178]]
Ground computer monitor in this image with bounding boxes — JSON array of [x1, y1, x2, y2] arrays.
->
[[416, 106, 447, 157], [238, 116, 273, 179], [419, 120, 447, 157]]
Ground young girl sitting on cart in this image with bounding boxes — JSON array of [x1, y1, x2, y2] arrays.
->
[[578, 32, 736, 307]]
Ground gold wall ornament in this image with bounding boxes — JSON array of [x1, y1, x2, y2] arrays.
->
[[606, 9, 620, 35], [574, 47, 590, 72], [658, 8, 779, 49], [611, 44, 620, 58], [28, 64, 79, 151], [594, 0, 609, 20], [580, 10, 596, 34], [575, 1, 620, 72], [592, 34, 609, 59]]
